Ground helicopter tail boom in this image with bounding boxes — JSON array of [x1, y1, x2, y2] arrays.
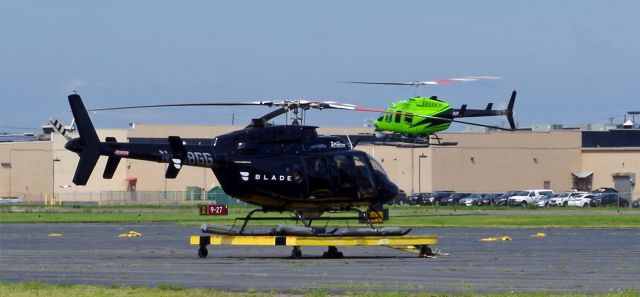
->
[[64, 94, 223, 186], [453, 90, 517, 130]]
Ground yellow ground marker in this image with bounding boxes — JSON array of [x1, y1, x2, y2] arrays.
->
[[531, 232, 547, 237], [48, 233, 63, 237], [479, 236, 512, 242], [118, 231, 142, 237]]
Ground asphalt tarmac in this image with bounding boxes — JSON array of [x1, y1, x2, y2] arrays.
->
[[0, 223, 638, 293]]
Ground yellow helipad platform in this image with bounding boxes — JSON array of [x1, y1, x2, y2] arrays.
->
[[190, 234, 438, 258]]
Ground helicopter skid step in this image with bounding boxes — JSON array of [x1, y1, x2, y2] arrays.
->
[[190, 233, 438, 258]]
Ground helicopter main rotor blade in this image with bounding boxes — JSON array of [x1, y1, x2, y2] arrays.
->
[[340, 76, 501, 87], [88, 99, 351, 112], [338, 81, 416, 86], [88, 101, 275, 112]]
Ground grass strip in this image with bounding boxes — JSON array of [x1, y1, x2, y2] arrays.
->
[[0, 281, 638, 297], [2, 210, 640, 228]]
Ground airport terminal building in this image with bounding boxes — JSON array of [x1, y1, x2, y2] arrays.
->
[[1, 124, 639, 204]]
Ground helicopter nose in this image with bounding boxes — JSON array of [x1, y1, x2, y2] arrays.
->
[[379, 180, 399, 202]]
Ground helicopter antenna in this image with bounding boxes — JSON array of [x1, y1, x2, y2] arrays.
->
[[345, 132, 354, 149]]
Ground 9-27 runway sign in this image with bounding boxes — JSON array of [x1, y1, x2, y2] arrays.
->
[[199, 204, 229, 216]]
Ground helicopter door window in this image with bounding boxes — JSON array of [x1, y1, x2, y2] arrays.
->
[[330, 155, 356, 195], [394, 113, 401, 123], [385, 113, 392, 123], [304, 157, 331, 198], [404, 113, 413, 124], [353, 155, 375, 199]]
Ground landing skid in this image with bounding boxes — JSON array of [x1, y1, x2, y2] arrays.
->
[[373, 133, 457, 147], [193, 207, 439, 258], [201, 224, 412, 237], [190, 234, 439, 259], [212, 207, 386, 236]]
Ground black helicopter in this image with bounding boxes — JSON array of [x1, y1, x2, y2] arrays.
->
[[58, 94, 401, 235]]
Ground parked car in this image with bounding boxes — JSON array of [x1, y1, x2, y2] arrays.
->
[[493, 191, 517, 206], [440, 193, 471, 206], [632, 199, 640, 208], [567, 193, 596, 207], [389, 190, 409, 205], [548, 191, 587, 207], [408, 192, 432, 206], [507, 189, 554, 207], [594, 193, 630, 207], [593, 187, 618, 193], [459, 193, 487, 206], [536, 193, 555, 207], [432, 191, 455, 205], [477, 193, 502, 206], [0, 197, 23, 204]]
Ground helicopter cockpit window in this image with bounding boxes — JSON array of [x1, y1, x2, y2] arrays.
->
[[385, 113, 392, 123], [353, 155, 375, 199], [367, 153, 387, 177]]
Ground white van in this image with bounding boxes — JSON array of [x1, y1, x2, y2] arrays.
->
[[507, 189, 554, 206]]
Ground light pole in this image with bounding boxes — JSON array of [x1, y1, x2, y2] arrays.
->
[[52, 157, 61, 203], [418, 154, 427, 193]]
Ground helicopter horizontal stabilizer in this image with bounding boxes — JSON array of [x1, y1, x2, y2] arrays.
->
[[103, 137, 120, 179]]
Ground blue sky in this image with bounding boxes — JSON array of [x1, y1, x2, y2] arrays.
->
[[1, 1, 638, 132]]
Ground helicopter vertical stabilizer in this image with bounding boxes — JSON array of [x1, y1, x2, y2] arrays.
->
[[67, 94, 101, 185], [506, 90, 516, 130]]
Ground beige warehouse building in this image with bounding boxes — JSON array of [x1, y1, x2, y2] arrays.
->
[[1, 124, 638, 204]]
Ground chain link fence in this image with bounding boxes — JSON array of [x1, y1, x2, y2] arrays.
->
[[53, 189, 248, 206]]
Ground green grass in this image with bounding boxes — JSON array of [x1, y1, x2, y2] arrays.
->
[[0, 282, 638, 297], [387, 213, 640, 228], [1, 205, 639, 228]]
